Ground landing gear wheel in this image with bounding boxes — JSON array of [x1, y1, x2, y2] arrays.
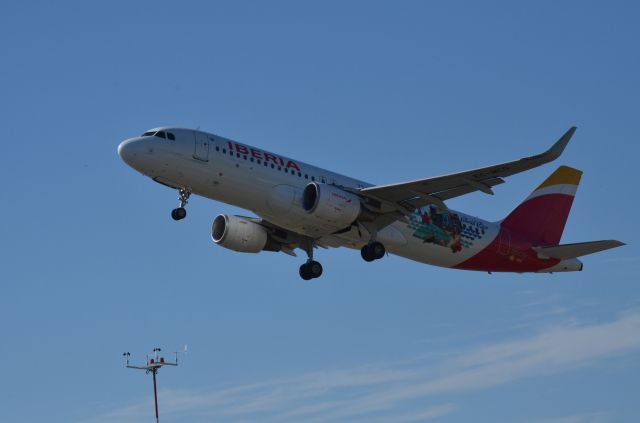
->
[[370, 241, 386, 259], [299, 238, 324, 280], [299, 263, 313, 280], [361, 242, 385, 262], [308, 260, 323, 278], [299, 260, 323, 280], [171, 207, 187, 221], [361, 245, 375, 262]]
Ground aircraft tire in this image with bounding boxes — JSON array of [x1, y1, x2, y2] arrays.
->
[[171, 207, 187, 220], [299, 263, 313, 280], [370, 242, 386, 259], [309, 261, 323, 278], [360, 245, 375, 262], [299, 261, 322, 280]]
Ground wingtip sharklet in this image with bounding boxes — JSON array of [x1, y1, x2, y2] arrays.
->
[[547, 126, 577, 159]]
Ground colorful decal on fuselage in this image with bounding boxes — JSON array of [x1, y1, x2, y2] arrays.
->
[[408, 206, 487, 253]]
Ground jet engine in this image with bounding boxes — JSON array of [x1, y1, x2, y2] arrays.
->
[[211, 214, 280, 253], [302, 182, 361, 230]]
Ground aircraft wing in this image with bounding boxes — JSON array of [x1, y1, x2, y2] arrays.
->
[[359, 127, 576, 212]]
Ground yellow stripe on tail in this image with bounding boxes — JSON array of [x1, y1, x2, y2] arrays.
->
[[535, 165, 582, 190]]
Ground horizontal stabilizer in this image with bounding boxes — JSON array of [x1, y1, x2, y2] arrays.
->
[[533, 240, 625, 260]]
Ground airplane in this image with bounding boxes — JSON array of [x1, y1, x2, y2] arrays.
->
[[118, 126, 624, 280]]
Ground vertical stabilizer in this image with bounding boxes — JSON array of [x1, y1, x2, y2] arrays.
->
[[501, 166, 582, 246]]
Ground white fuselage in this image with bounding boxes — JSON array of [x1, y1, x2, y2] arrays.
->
[[119, 128, 500, 269]]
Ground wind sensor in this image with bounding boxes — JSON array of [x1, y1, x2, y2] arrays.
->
[[123, 346, 186, 423]]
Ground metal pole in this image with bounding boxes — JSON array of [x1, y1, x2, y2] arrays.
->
[[152, 369, 159, 423]]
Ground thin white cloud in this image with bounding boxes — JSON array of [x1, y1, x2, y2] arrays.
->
[[83, 312, 640, 423]]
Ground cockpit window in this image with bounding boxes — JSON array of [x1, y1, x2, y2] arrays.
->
[[141, 130, 175, 140]]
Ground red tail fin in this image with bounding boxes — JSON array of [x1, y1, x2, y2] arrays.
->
[[502, 166, 582, 246]]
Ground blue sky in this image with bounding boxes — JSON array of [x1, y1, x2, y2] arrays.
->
[[1, 1, 639, 422]]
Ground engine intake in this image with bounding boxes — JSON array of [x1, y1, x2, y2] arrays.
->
[[212, 214, 279, 253], [302, 182, 361, 230]]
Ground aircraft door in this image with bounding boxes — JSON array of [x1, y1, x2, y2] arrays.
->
[[193, 131, 209, 162]]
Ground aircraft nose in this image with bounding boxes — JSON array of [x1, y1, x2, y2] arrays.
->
[[118, 138, 139, 166]]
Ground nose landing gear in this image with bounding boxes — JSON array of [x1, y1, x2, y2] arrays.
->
[[171, 187, 191, 221], [361, 241, 386, 262]]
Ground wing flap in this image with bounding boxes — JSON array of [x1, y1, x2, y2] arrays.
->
[[399, 177, 505, 210], [533, 240, 625, 260]]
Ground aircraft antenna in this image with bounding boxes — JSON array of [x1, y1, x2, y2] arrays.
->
[[123, 346, 185, 423]]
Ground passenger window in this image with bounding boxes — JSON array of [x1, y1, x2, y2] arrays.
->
[[223, 148, 226, 154], [167, 132, 175, 141], [215, 146, 220, 152]]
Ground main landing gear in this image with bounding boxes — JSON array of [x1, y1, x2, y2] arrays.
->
[[299, 260, 323, 281], [361, 241, 385, 262], [299, 239, 323, 281], [171, 187, 191, 221]]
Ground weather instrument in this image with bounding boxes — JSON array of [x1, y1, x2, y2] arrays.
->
[[123, 346, 186, 423]]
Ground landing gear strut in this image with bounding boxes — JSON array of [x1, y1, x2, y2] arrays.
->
[[171, 187, 191, 221], [361, 241, 385, 262], [299, 239, 323, 280]]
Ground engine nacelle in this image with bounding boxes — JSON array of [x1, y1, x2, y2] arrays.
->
[[212, 214, 273, 253], [302, 182, 361, 230]]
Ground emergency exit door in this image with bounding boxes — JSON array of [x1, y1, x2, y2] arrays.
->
[[193, 131, 209, 161]]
